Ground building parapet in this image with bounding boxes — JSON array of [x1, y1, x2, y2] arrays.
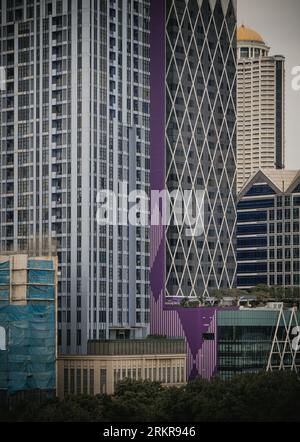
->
[[87, 338, 186, 357]]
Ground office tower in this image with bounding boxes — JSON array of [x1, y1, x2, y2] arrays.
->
[[237, 169, 300, 289], [150, 0, 237, 379], [237, 25, 285, 191], [0, 254, 57, 404], [0, 0, 150, 353]]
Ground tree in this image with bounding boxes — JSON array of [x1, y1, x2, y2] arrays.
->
[[2, 373, 300, 422]]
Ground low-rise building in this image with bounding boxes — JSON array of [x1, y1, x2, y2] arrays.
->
[[217, 304, 300, 380], [57, 338, 186, 397]]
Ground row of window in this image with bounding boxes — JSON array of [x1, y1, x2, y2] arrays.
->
[[238, 275, 300, 287], [63, 362, 185, 396]]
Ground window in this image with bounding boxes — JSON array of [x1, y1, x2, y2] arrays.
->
[[70, 369, 75, 394], [240, 47, 249, 58], [100, 369, 107, 394], [56, 0, 63, 14], [89, 369, 94, 395], [77, 330, 81, 346], [76, 369, 81, 395], [67, 329, 71, 346], [83, 369, 88, 394], [64, 368, 69, 395]]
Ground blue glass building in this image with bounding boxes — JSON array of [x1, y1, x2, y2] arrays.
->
[[237, 170, 300, 289]]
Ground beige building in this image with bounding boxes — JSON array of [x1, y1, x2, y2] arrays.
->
[[237, 25, 285, 192], [57, 339, 187, 397]]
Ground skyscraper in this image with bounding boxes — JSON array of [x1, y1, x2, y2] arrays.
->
[[0, 0, 151, 353], [237, 25, 285, 191], [150, 0, 237, 379]]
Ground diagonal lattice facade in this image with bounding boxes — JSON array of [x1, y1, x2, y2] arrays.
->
[[267, 306, 300, 374], [165, 0, 237, 299]]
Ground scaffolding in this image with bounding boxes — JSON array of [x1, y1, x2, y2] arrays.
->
[[0, 254, 57, 395]]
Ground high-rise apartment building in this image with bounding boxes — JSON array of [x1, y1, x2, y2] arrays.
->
[[0, 0, 151, 353], [237, 25, 285, 191], [150, 0, 237, 379]]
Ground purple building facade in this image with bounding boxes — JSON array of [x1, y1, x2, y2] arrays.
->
[[150, 0, 237, 380]]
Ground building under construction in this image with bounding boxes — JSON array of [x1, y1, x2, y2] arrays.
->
[[0, 254, 57, 406]]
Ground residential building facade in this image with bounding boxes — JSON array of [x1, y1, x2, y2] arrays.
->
[[0, 0, 151, 354], [237, 25, 285, 191]]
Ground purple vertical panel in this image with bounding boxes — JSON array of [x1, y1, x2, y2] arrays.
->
[[150, 0, 166, 303]]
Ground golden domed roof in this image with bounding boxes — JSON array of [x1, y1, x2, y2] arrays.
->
[[237, 25, 265, 43]]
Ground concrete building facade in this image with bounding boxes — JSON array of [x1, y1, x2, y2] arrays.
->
[[0, 0, 151, 354], [57, 338, 187, 397]]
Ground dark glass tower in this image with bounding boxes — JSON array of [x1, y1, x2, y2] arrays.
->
[[165, 0, 237, 299], [150, 0, 237, 379]]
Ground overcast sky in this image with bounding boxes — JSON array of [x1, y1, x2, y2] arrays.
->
[[238, 0, 300, 169]]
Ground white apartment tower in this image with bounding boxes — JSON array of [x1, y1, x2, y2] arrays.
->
[[0, 0, 150, 353], [237, 25, 285, 192]]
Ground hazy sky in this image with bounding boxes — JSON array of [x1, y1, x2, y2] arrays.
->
[[238, 0, 300, 169]]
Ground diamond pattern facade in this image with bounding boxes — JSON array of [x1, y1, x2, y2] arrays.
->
[[267, 307, 300, 373], [165, 0, 237, 299]]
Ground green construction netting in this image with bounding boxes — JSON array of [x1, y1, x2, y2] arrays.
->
[[0, 289, 9, 301], [0, 303, 56, 394], [28, 259, 55, 300], [0, 260, 10, 286], [28, 260, 54, 270], [27, 284, 55, 300]]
